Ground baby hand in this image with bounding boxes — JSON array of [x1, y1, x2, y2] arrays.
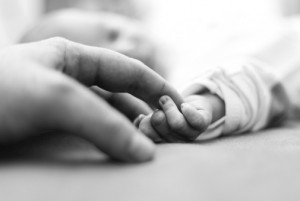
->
[[136, 94, 224, 142]]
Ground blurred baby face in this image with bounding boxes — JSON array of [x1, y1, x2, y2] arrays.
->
[[21, 10, 160, 74], [92, 12, 156, 66]]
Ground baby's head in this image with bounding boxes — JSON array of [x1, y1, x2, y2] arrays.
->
[[21, 9, 166, 77]]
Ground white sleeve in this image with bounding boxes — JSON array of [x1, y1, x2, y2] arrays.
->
[[180, 16, 300, 140], [180, 17, 300, 140], [182, 59, 289, 141]]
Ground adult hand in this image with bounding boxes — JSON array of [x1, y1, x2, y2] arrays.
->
[[0, 37, 183, 162]]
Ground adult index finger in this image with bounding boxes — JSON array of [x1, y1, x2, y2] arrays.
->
[[44, 38, 184, 109]]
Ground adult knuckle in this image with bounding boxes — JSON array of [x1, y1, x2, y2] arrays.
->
[[46, 36, 69, 45], [46, 37, 73, 55]]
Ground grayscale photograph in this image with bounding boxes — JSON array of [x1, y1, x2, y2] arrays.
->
[[0, 0, 300, 201]]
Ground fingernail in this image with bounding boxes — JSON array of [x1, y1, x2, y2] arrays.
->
[[128, 133, 155, 162], [159, 95, 169, 105]]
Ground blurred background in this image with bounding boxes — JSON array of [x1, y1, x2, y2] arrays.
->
[[0, 0, 299, 87]]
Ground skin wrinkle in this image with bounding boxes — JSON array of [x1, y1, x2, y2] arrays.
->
[[50, 38, 88, 85], [38, 37, 70, 73], [77, 48, 97, 86], [92, 51, 102, 87], [90, 47, 124, 88], [62, 39, 99, 87], [65, 41, 85, 83], [93, 51, 108, 90], [41, 37, 68, 72], [93, 49, 124, 91]]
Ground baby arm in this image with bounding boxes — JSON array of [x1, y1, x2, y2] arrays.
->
[[136, 58, 290, 142], [134, 18, 300, 142], [135, 93, 225, 142]]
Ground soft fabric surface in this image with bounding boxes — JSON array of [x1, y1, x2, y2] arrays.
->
[[1, 121, 300, 201]]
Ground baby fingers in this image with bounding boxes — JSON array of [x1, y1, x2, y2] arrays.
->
[[181, 103, 212, 132], [151, 110, 186, 142], [151, 95, 201, 141], [138, 114, 164, 143]]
